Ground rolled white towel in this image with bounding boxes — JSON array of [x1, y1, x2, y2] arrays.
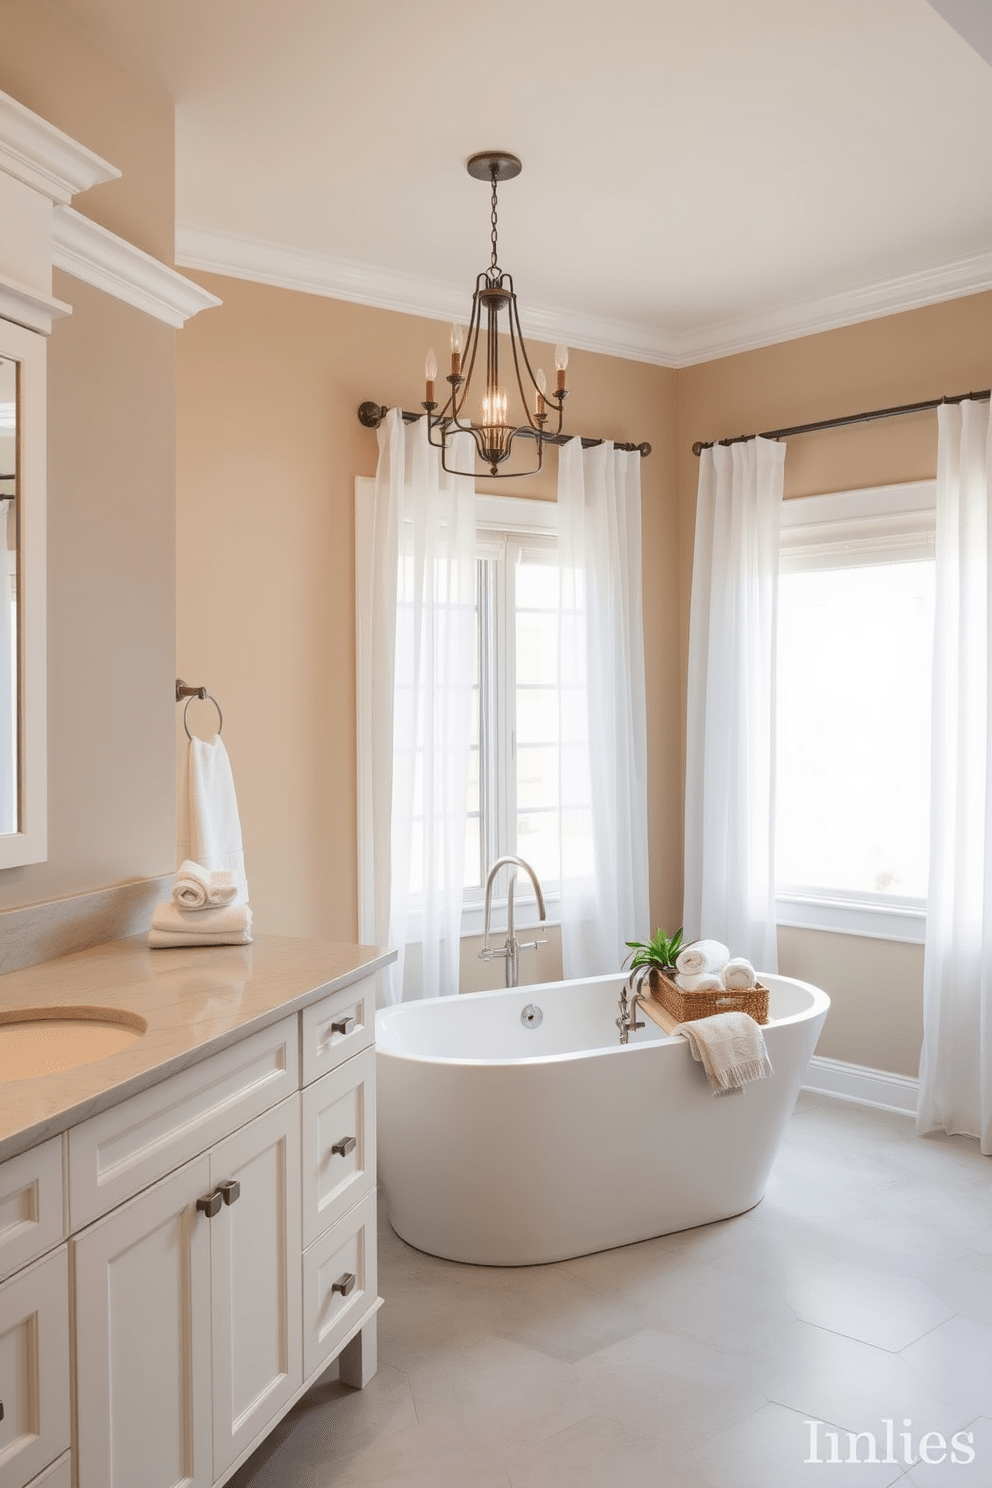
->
[[676, 939, 729, 977], [172, 859, 238, 910], [723, 957, 758, 991], [148, 900, 252, 947], [676, 971, 725, 992]]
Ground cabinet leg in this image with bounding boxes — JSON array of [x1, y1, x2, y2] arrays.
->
[[338, 1317, 377, 1389]]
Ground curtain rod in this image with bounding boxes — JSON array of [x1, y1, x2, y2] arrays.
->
[[357, 402, 651, 457], [691, 389, 991, 456]]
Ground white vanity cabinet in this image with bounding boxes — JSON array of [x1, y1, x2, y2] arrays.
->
[[0, 953, 383, 1488]]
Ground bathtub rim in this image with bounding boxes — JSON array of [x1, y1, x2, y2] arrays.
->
[[374, 970, 830, 1069]]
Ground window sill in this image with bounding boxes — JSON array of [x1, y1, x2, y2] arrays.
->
[[776, 891, 926, 944]]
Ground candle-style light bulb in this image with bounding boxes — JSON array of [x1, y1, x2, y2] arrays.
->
[[554, 342, 569, 394], [482, 386, 508, 429], [450, 323, 464, 377], [425, 347, 437, 404], [536, 367, 547, 417]]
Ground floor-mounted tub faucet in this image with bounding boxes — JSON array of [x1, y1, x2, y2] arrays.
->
[[479, 856, 548, 988]]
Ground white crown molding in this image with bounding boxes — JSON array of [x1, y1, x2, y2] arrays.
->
[[53, 208, 222, 327], [675, 250, 992, 364], [175, 223, 680, 366], [176, 221, 992, 369], [803, 1054, 919, 1116], [0, 89, 119, 204], [0, 270, 72, 335]]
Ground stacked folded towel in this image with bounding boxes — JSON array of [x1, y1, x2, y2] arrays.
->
[[672, 1011, 774, 1096], [674, 941, 758, 993], [148, 861, 253, 948], [172, 859, 238, 909]]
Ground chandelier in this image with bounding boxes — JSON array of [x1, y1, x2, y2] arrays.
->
[[422, 151, 568, 479]]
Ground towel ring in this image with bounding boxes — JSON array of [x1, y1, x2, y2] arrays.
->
[[183, 691, 223, 741]]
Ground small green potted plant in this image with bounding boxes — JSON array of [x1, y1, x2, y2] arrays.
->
[[622, 927, 683, 983]]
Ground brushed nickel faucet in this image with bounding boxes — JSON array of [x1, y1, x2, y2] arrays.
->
[[478, 856, 548, 988]]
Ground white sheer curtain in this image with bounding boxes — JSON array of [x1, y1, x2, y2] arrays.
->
[[918, 398, 992, 1153], [683, 437, 785, 970], [356, 409, 476, 1005], [557, 438, 650, 977], [0, 500, 13, 835]]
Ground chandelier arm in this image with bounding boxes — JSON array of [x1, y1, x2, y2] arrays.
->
[[501, 286, 566, 436], [450, 280, 485, 426]]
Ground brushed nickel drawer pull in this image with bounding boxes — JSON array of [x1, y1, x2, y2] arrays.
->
[[331, 1136, 357, 1157], [332, 1272, 356, 1297], [219, 1179, 241, 1206], [330, 1016, 356, 1036], [196, 1190, 222, 1219]]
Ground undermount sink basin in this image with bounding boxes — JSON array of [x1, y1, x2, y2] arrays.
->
[[0, 1006, 148, 1080]]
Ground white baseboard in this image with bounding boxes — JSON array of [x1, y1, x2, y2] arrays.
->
[[802, 1054, 918, 1116]]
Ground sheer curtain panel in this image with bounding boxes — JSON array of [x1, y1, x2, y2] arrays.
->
[[557, 439, 650, 977], [683, 437, 785, 971], [918, 398, 992, 1153], [355, 409, 476, 1005]]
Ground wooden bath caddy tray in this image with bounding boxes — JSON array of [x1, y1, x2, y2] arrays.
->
[[645, 970, 769, 1026]]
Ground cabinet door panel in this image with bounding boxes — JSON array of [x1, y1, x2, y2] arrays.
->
[[0, 1247, 69, 1488], [73, 1156, 212, 1488], [209, 1097, 302, 1480], [302, 1046, 375, 1248]]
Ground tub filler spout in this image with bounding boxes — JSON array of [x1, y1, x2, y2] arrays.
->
[[479, 856, 548, 988]]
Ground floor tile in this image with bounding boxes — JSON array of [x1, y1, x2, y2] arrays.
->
[[749, 1319, 970, 1439], [406, 1333, 593, 1458], [504, 1410, 708, 1488], [692, 1400, 908, 1488], [780, 1261, 953, 1351], [901, 1315, 992, 1422], [902, 1416, 992, 1486], [327, 1421, 513, 1487], [573, 1327, 766, 1445], [922, 1251, 992, 1325]]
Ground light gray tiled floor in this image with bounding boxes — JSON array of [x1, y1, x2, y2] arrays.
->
[[228, 1093, 991, 1487]]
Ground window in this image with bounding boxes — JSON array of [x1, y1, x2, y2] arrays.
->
[[463, 496, 584, 927], [775, 482, 936, 941]]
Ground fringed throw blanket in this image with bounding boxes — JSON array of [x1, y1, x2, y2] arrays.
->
[[673, 1011, 773, 1096]]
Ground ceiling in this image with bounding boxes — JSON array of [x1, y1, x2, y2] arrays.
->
[[46, 0, 992, 365]]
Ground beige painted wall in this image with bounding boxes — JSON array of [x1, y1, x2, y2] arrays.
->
[[176, 276, 678, 944], [0, 5, 178, 911], [676, 292, 992, 1080]]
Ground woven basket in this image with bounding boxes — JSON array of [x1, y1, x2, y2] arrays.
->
[[649, 969, 769, 1026]]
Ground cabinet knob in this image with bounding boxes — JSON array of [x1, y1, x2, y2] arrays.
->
[[196, 1190, 222, 1219], [332, 1272, 357, 1297], [0, 1400, 4, 1422], [330, 1015, 355, 1036], [218, 1179, 241, 1206], [331, 1135, 357, 1157]]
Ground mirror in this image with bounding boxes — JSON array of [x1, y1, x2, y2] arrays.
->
[[0, 319, 46, 869], [0, 355, 18, 834]]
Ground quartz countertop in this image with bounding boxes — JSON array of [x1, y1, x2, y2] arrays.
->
[[0, 933, 395, 1163]]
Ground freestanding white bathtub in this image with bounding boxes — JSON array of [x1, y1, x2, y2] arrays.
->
[[375, 972, 829, 1265]]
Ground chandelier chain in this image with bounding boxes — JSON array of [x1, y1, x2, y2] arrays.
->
[[490, 169, 500, 274]]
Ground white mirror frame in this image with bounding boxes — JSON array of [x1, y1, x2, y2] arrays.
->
[[0, 317, 46, 867]]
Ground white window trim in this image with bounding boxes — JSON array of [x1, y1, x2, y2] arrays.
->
[[775, 479, 934, 944]]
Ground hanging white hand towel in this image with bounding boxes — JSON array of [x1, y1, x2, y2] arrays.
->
[[180, 735, 249, 905]]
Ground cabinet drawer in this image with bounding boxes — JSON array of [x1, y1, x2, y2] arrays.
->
[[69, 1015, 298, 1230], [0, 1137, 64, 1285], [301, 1046, 375, 1249], [301, 980, 373, 1086], [0, 1247, 70, 1488], [302, 1189, 377, 1381]]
